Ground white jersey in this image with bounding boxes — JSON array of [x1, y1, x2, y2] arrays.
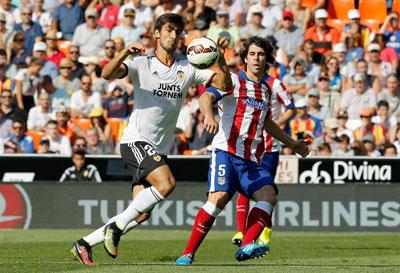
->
[[120, 54, 214, 155]]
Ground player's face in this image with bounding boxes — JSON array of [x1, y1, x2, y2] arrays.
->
[[245, 44, 267, 76], [156, 23, 183, 53]]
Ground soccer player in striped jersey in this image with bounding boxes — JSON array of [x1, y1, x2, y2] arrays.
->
[[70, 13, 232, 266], [232, 65, 296, 246], [176, 37, 310, 265]]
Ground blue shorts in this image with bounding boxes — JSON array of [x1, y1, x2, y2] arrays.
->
[[261, 151, 279, 180], [208, 149, 277, 197]]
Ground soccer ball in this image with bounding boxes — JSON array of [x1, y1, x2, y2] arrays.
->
[[187, 37, 219, 69]]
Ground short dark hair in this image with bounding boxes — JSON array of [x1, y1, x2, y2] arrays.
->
[[377, 100, 389, 109], [384, 143, 397, 153], [73, 148, 86, 157], [46, 119, 57, 126], [154, 13, 185, 32], [338, 134, 350, 144], [239, 36, 275, 70]]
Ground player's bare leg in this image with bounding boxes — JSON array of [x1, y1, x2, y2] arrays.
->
[[235, 185, 276, 261], [104, 165, 175, 258], [176, 191, 231, 265], [71, 185, 151, 265]]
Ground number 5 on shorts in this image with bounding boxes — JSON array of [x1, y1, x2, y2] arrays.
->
[[218, 165, 226, 176]]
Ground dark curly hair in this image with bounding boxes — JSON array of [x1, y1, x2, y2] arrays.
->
[[239, 36, 275, 71]]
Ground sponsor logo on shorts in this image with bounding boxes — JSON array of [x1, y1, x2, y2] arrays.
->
[[153, 155, 161, 162], [0, 185, 31, 229], [217, 177, 226, 185]]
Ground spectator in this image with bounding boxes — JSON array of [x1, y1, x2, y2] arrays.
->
[[0, 0, 16, 30], [56, 107, 83, 143], [304, 9, 339, 55], [187, 110, 214, 155], [81, 56, 107, 95], [85, 127, 113, 154], [351, 140, 367, 155], [333, 135, 354, 156], [312, 118, 339, 154], [37, 137, 50, 154], [283, 58, 312, 100], [336, 110, 354, 143], [341, 9, 370, 48], [317, 142, 331, 156], [32, 41, 59, 78], [14, 56, 43, 111], [0, 61, 11, 94], [374, 34, 398, 71], [52, 0, 84, 40], [111, 8, 144, 47], [344, 36, 363, 63], [307, 88, 331, 123], [321, 56, 343, 93], [316, 72, 341, 117], [247, 0, 282, 34], [240, 5, 272, 40], [27, 91, 52, 131], [332, 43, 351, 78], [118, 0, 153, 31], [0, 108, 11, 138], [72, 8, 110, 57], [0, 12, 14, 49], [372, 100, 397, 143], [392, 128, 400, 155], [380, 11, 400, 55], [70, 74, 101, 118], [353, 107, 386, 147], [154, 0, 182, 19], [289, 98, 322, 140], [99, 39, 116, 68], [113, 37, 126, 55], [8, 31, 30, 66], [68, 46, 85, 80], [207, 9, 240, 50], [91, 0, 120, 30], [3, 119, 34, 153], [32, 0, 53, 33], [367, 43, 393, 87], [346, 59, 381, 92], [53, 58, 81, 95], [72, 136, 87, 151], [0, 89, 27, 122], [89, 107, 112, 143], [383, 143, 397, 156], [340, 72, 377, 123], [41, 75, 70, 110], [218, 0, 243, 26], [14, 6, 43, 54], [298, 39, 322, 82], [41, 119, 72, 155], [285, 0, 311, 31], [273, 10, 304, 59], [44, 30, 66, 68], [59, 149, 102, 183], [362, 134, 381, 156], [103, 82, 129, 118], [378, 73, 400, 116], [186, 0, 216, 31]]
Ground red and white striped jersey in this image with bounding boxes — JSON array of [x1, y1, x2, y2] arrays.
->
[[209, 70, 273, 163], [263, 75, 294, 153]]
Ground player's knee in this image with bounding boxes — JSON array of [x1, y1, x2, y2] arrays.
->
[[208, 191, 230, 210], [137, 212, 151, 223], [156, 176, 176, 197]]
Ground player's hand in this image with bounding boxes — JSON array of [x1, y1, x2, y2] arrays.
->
[[291, 139, 311, 158], [124, 43, 145, 57], [216, 36, 229, 55], [204, 115, 219, 135]]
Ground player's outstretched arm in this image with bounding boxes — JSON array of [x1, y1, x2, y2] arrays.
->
[[209, 37, 233, 92], [102, 43, 145, 80], [199, 92, 219, 134], [264, 118, 310, 157]]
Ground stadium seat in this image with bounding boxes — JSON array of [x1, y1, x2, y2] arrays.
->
[[70, 118, 92, 133], [392, 0, 400, 15], [359, 0, 387, 24], [56, 40, 73, 58], [106, 117, 122, 142], [25, 130, 46, 152], [361, 19, 381, 32], [327, 0, 355, 20], [327, 19, 348, 31], [301, 0, 317, 9]]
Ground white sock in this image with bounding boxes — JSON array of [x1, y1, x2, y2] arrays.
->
[[83, 217, 141, 246], [115, 186, 164, 230]]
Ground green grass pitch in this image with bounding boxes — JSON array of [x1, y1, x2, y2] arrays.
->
[[0, 230, 399, 273]]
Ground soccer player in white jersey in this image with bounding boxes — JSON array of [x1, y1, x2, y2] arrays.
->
[[70, 13, 232, 266], [176, 37, 310, 265], [232, 63, 296, 246]]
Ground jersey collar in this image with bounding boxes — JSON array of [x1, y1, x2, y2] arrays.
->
[[238, 70, 269, 86]]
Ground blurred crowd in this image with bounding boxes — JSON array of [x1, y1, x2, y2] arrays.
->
[[1, 0, 400, 157]]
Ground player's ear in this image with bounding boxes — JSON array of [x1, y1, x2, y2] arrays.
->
[[154, 29, 161, 39]]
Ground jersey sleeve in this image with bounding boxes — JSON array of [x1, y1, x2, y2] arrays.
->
[[274, 80, 295, 109], [122, 58, 139, 79]]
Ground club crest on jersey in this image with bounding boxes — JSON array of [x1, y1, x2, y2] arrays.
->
[[153, 155, 161, 162], [177, 70, 185, 82], [217, 177, 226, 185], [242, 98, 269, 111]]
